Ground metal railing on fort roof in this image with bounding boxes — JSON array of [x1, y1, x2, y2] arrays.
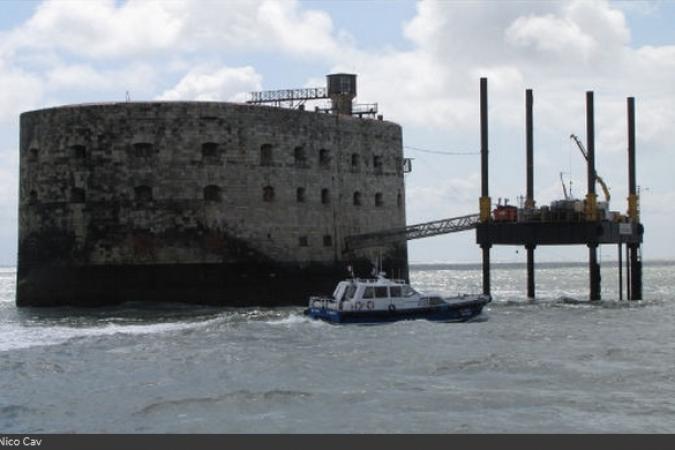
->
[[247, 88, 328, 105]]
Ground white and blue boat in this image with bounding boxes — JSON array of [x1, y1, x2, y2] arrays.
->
[[304, 273, 490, 324]]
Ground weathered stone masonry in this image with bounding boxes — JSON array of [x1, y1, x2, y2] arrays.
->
[[17, 101, 408, 306]]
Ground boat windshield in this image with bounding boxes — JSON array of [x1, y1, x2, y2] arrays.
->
[[345, 284, 357, 300], [400, 285, 417, 297]]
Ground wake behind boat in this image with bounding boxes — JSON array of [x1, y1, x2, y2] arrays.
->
[[304, 273, 490, 324]]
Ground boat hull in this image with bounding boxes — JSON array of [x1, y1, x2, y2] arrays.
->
[[304, 297, 489, 324]]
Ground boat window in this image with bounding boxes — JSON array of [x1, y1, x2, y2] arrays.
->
[[401, 285, 416, 297], [374, 286, 388, 298], [362, 287, 374, 299], [389, 286, 402, 297], [429, 296, 445, 306], [345, 284, 356, 300], [334, 285, 347, 302]]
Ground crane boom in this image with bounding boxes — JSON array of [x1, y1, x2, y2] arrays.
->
[[560, 172, 569, 200], [569, 134, 611, 202]]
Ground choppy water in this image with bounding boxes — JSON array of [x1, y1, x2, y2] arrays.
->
[[1, 263, 674, 433]]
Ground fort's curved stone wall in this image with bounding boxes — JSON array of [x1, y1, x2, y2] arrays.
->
[[17, 102, 407, 306]]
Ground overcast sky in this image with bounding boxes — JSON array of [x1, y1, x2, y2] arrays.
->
[[0, 0, 673, 265]]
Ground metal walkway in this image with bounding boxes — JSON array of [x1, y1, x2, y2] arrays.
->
[[344, 213, 480, 251]]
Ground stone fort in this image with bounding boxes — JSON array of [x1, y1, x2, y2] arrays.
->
[[17, 74, 408, 306]]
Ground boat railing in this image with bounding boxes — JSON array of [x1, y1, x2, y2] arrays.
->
[[351, 278, 407, 285], [309, 295, 335, 309]]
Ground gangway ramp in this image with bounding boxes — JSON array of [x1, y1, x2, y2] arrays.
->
[[344, 213, 480, 251]]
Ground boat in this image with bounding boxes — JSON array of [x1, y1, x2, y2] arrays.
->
[[304, 273, 490, 324]]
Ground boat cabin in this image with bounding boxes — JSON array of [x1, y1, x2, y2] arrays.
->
[[323, 276, 446, 311]]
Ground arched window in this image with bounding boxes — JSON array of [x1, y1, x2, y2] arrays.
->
[[203, 185, 222, 202], [133, 142, 154, 157], [353, 191, 362, 206], [321, 188, 330, 204], [294, 146, 306, 166], [202, 142, 220, 160], [319, 148, 330, 167], [397, 191, 403, 208], [260, 144, 273, 166], [29, 148, 38, 161], [71, 187, 85, 203], [296, 187, 306, 203], [134, 185, 153, 203], [263, 186, 275, 202], [71, 145, 87, 159], [28, 190, 38, 204], [375, 192, 384, 207], [351, 153, 360, 169]]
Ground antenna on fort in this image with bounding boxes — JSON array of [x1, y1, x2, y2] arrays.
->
[[125, 91, 130, 102]]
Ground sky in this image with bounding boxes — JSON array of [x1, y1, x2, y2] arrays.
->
[[0, 0, 673, 265]]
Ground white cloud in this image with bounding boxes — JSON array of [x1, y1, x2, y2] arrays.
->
[[2, 0, 342, 61], [0, 67, 43, 124], [505, 14, 596, 58], [4, 0, 184, 59], [405, 174, 480, 223], [0, 148, 18, 218], [45, 63, 157, 94], [157, 66, 262, 102]]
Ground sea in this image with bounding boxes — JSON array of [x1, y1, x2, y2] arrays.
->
[[1, 262, 674, 433]]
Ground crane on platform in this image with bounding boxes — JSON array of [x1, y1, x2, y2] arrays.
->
[[570, 134, 611, 202]]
